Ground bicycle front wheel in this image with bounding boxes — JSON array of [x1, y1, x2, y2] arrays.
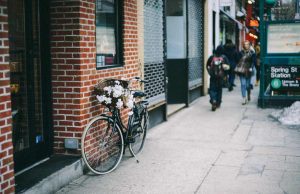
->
[[129, 110, 148, 156], [81, 116, 124, 175]]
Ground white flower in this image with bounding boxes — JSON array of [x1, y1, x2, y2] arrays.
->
[[115, 80, 120, 85], [104, 97, 112, 104], [126, 99, 134, 109], [116, 99, 123, 109], [112, 85, 124, 98], [103, 86, 112, 95], [96, 95, 105, 103], [128, 111, 133, 116]]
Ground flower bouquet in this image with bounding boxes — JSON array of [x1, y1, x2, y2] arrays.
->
[[94, 79, 135, 115]]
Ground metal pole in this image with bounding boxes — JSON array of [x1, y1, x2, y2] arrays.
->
[[258, 0, 265, 107], [295, 0, 300, 19]]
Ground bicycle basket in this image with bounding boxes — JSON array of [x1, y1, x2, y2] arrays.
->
[[94, 79, 130, 109]]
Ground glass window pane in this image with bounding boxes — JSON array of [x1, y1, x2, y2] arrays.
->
[[32, 0, 44, 144], [8, 0, 30, 152], [166, 0, 186, 59], [96, 0, 118, 68], [270, 0, 300, 21], [267, 23, 300, 54], [166, 0, 183, 16]]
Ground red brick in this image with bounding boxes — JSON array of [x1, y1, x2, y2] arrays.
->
[[1, 126, 11, 134], [1, 181, 8, 190], [58, 132, 74, 137], [0, 95, 11, 102], [0, 150, 7, 158], [0, 104, 5, 110], [58, 110, 73, 114], [1, 142, 12, 150], [10, 179, 15, 186], [4, 186, 15, 194], [1, 166, 8, 174], [3, 171, 14, 180], [0, 64, 9, 70]]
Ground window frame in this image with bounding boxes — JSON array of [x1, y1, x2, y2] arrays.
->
[[95, 0, 124, 70]]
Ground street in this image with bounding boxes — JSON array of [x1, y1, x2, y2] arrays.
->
[[56, 86, 300, 194]]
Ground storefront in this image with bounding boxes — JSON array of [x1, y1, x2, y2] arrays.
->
[[0, 0, 52, 192], [165, 0, 205, 110], [1, 0, 141, 192], [220, 10, 237, 45], [8, 0, 53, 173], [219, 8, 246, 50], [143, 0, 205, 124]]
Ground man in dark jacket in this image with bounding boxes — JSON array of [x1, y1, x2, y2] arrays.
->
[[206, 45, 230, 111], [223, 39, 238, 91]]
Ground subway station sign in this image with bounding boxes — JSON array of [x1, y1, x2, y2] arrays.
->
[[270, 65, 300, 91]]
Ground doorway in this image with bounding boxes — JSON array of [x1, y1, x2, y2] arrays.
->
[[166, 0, 188, 116], [8, 0, 52, 172]]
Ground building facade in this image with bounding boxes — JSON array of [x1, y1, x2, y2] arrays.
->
[[0, 0, 206, 192], [1, 0, 141, 192]]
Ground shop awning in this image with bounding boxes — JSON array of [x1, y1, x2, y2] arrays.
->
[[220, 9, 247, 30]]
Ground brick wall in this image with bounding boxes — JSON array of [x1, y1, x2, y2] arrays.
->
[[50, 0, 139, 154], [0, 0, 15, 193], [137, 0, 144, 80]]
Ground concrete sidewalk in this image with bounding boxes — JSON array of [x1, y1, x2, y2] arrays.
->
[[56, 85, 300, 194]]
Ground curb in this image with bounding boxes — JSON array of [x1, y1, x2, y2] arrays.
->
[[23, 159, 84, 194]]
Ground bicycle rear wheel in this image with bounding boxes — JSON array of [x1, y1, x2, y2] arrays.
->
[[81, 116, 124, 175], [129, 109, 148, 156]]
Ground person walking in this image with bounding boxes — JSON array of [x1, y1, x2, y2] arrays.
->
[[206, 45, 230, 111], [223, 39, 238, 91], [235, 40, 256, 105]]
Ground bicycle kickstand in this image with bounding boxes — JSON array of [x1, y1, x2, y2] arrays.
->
[[132, 151, 140, 163]]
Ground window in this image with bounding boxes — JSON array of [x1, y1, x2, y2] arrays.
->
[[270, 0, 300, 21], [95, 0, 123, 69], [267, 23, 300, 54], [166, 0, 186, 59]]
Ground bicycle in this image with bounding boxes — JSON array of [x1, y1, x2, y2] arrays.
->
[[81, 77, 149, 175]]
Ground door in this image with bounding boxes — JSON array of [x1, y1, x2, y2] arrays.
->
[[166, 0, 188, 104], [8, 0, 52, 172]]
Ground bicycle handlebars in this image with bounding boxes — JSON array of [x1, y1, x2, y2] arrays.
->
[[133, 77, 148, 83]]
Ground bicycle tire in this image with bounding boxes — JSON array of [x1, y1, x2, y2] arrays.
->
[[129, 109, 148, 156], [81, 116, 124, 175]]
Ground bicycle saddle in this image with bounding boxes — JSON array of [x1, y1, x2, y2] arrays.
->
[[132, 91, 146, 98], [141, 100, 149, 106]]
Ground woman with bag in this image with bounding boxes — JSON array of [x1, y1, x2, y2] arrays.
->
[[235, 40, 256, 105]]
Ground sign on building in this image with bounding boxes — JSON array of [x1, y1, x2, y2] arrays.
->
[[267, 23, 300, 54], [270, 65, 300, 91]]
